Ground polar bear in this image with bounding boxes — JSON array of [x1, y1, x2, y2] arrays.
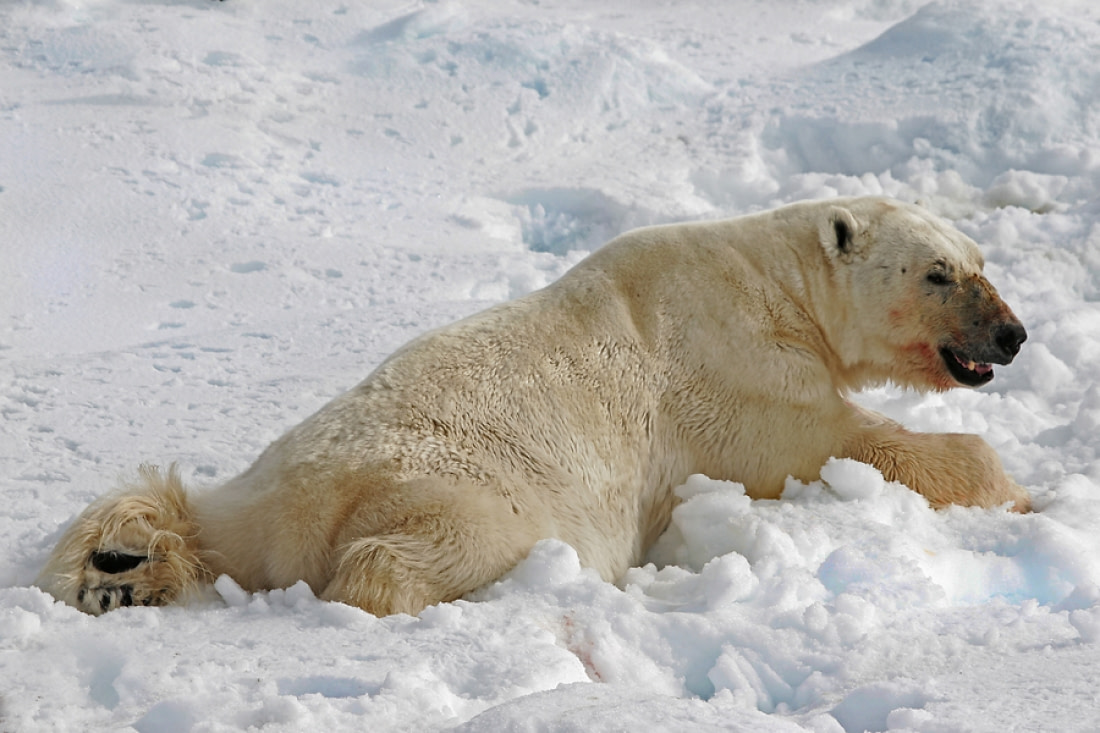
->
[[37, 196, 1029, 617]]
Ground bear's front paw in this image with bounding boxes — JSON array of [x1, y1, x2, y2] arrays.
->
[[1001, 480, 1032, 514]]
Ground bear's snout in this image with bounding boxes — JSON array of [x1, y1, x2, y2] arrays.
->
[[938, 279, 1027, 388], [957, 275, 1027, 366], [993, 320, 1027, 362], [963, 315, 1026, 368]]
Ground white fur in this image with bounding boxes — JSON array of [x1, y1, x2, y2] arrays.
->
[[37, 196, 1030, 617]]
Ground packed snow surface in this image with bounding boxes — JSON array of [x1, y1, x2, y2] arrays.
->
[[4, 0, 1100, 730]]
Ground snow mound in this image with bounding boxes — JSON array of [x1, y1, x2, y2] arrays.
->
[[770, 2, 1100, 194]]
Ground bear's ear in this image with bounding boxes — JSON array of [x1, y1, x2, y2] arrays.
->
[[819, 206, 864, 262]]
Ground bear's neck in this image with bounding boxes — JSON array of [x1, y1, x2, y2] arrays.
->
[[732, 221, 885, 394]]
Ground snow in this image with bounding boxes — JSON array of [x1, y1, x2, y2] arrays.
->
[[3, 0, 1100, 730]]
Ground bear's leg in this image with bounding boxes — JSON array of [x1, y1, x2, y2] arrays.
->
[[845, 413, 1031, 512], [36, 465, 211, 614], [320, 478, 543, 616]]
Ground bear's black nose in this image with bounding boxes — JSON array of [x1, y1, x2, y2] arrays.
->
[[995, 322, 1027, 360]]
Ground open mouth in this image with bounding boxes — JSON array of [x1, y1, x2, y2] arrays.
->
[[940, 347, 994, 387]]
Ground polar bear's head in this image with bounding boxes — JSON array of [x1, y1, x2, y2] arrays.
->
[[818, 199, 1026, 392]]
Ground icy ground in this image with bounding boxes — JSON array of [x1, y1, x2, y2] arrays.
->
[[4, 0, 1100, 730]]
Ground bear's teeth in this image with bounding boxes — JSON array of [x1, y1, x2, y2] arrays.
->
[[953, 352, 990, 374]]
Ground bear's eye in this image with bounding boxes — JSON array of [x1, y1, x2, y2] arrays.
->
[[926, 271, 951, 286]]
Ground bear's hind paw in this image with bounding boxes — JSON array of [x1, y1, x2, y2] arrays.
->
[[77, 549, 180, 614]]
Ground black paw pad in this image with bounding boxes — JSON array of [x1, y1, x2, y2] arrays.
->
[[90, 551, 147, 574]]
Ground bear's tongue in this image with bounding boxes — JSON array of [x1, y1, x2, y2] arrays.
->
[[954, 352, 992, 375]]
